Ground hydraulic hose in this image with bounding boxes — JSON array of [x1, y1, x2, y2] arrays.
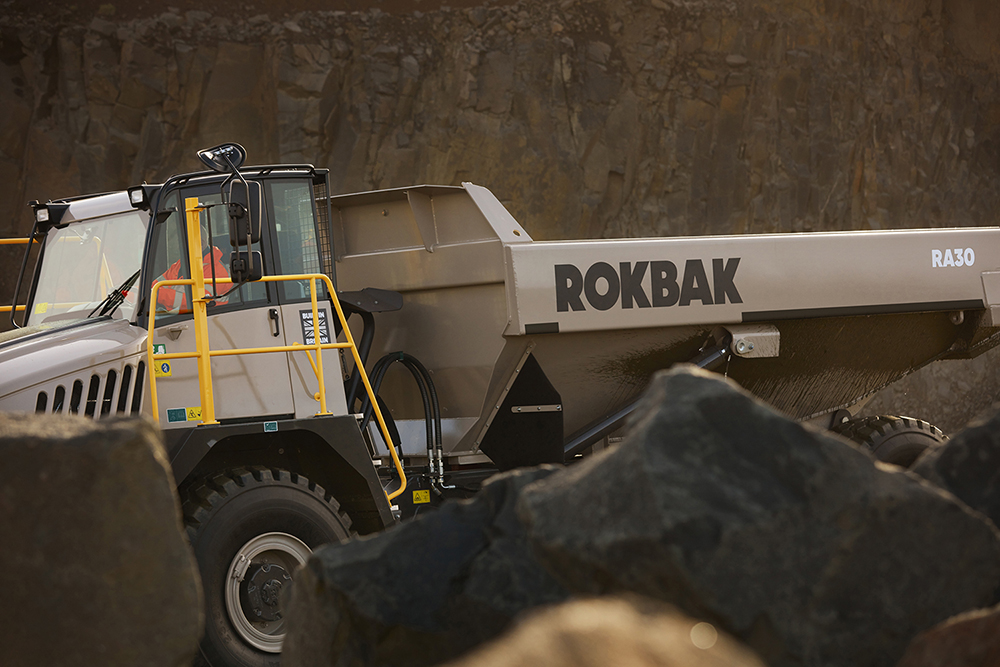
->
[[359, 351, 444, 485], [344, 309, 376, 410], [361, 354, 432, 464]]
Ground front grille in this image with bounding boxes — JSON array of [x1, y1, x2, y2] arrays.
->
[[35, 361, 145, 419]]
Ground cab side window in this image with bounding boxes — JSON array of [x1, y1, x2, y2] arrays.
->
[[149, 190, 268, 321], [269, 180, 325, 301], [149, 192, 193, 319], [199, 192, 268, 306]]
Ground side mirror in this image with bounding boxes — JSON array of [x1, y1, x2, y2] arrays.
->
[[227, 179, 261, 246], [230, 251, 263, 282]]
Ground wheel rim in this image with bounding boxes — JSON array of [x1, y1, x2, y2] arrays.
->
[[224, 532, 311, 653]]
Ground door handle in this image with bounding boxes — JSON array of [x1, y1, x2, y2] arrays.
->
[[268, 308, 280, 337], [166, 324, 188, 341]]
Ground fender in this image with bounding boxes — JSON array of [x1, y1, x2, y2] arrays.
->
[[164, 414, 393, 533]]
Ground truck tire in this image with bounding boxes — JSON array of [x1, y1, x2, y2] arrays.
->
[[182, 467, 352, 667], [833, 415, 947, 468]]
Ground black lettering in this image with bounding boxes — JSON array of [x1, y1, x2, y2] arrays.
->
[[650, 261, 679, 307], [713, 258, 742, 304], [679, 259, 713, 306], [619, 261, 650, 309], [584, 262, 620, 311], [555, 264, 585, 312]]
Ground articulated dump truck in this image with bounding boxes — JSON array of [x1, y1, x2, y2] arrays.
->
[[2, 142, 999, 666]]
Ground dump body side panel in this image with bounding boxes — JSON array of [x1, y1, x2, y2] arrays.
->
[[505, 228, 1000, 335]]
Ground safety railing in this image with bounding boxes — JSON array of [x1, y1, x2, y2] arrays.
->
[[146, 197, 407, 501], [0, 237, 33, 314]]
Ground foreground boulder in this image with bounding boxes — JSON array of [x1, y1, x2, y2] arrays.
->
[[896, 604, 1000, 667], [911, 406, 1000, 529], [284, 366, 1000, 667], [1, 414, 203, 667], [519, 367, 1000, 667], [441, 596, 766, 667], [282, 466, 569, 667]]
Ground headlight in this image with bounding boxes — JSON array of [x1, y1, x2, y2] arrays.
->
[[126, 184, 160, 211]]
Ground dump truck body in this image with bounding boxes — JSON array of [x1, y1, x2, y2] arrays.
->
[[331, 183, 1000, 465]]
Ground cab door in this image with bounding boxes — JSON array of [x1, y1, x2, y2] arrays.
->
[[147, 186, 295, 427], [265, 178, 349, 419]]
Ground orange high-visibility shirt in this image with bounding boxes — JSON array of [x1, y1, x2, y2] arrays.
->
[[155, 247, 229, 312]]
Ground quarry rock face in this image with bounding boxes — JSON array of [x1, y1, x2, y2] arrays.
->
[[0, 414, 203, 667], [1, 0, 997, 248], [284, 366, 1000, 667], [440, 596, 767, 667]]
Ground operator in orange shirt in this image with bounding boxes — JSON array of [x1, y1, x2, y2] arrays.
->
[[155, 223, 230, 314]]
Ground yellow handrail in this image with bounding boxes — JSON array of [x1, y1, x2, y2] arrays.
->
[[146, 198, 407, 501]]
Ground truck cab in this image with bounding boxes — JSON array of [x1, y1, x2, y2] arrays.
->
[[1, 145, 407, 667]]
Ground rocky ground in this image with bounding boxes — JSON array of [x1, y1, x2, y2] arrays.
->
[[6, 366, 1000, 666], [283, 365, 1000, 667]]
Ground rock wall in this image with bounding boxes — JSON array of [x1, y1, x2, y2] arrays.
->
[[1, 0, 997, 244]]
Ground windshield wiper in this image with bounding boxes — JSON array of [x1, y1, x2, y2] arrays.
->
[[89, 269, 141, 319]]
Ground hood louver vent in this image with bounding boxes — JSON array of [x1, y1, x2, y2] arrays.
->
[[35, 361, 145, 419]]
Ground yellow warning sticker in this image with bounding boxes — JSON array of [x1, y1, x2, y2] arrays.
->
[[34, 302, 48, 314], [413, 490, 430, 504], [152, 344, 171, 377], [186, 407, 202, 421]]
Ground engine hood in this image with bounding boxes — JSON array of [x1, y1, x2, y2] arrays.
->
[[0, 318, 147, 400]]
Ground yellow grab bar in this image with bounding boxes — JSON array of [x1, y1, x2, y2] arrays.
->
[[146, 197, 406, 500]]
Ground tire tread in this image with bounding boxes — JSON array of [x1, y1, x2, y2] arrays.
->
[[181, 467, 353, 539], [834, 414, 947, 467]]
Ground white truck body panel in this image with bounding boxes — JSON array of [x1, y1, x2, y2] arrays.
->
[[504, 229, 1000, 335]]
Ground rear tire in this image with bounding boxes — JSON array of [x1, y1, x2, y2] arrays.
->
[[182, 467, 352, 667], [834, 415, 947, 468]]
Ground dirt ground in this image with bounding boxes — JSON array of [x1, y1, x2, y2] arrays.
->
[[6, 0, 512, 22]]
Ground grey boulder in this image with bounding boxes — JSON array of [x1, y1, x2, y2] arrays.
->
[[283, 366, 1000, 667], [281, 466, 570, 667], [519, 366, 1000, 667], [911, 406, 1000, 529]]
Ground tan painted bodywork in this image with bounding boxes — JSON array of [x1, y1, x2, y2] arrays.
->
[[332, 183, 1000, 457]]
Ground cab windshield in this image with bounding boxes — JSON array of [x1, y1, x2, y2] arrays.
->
[[27, 210, 147, 326]]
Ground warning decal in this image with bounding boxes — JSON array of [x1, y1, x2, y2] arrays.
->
[[152, 344, 171, 377], [166, 407, 201, 422]]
